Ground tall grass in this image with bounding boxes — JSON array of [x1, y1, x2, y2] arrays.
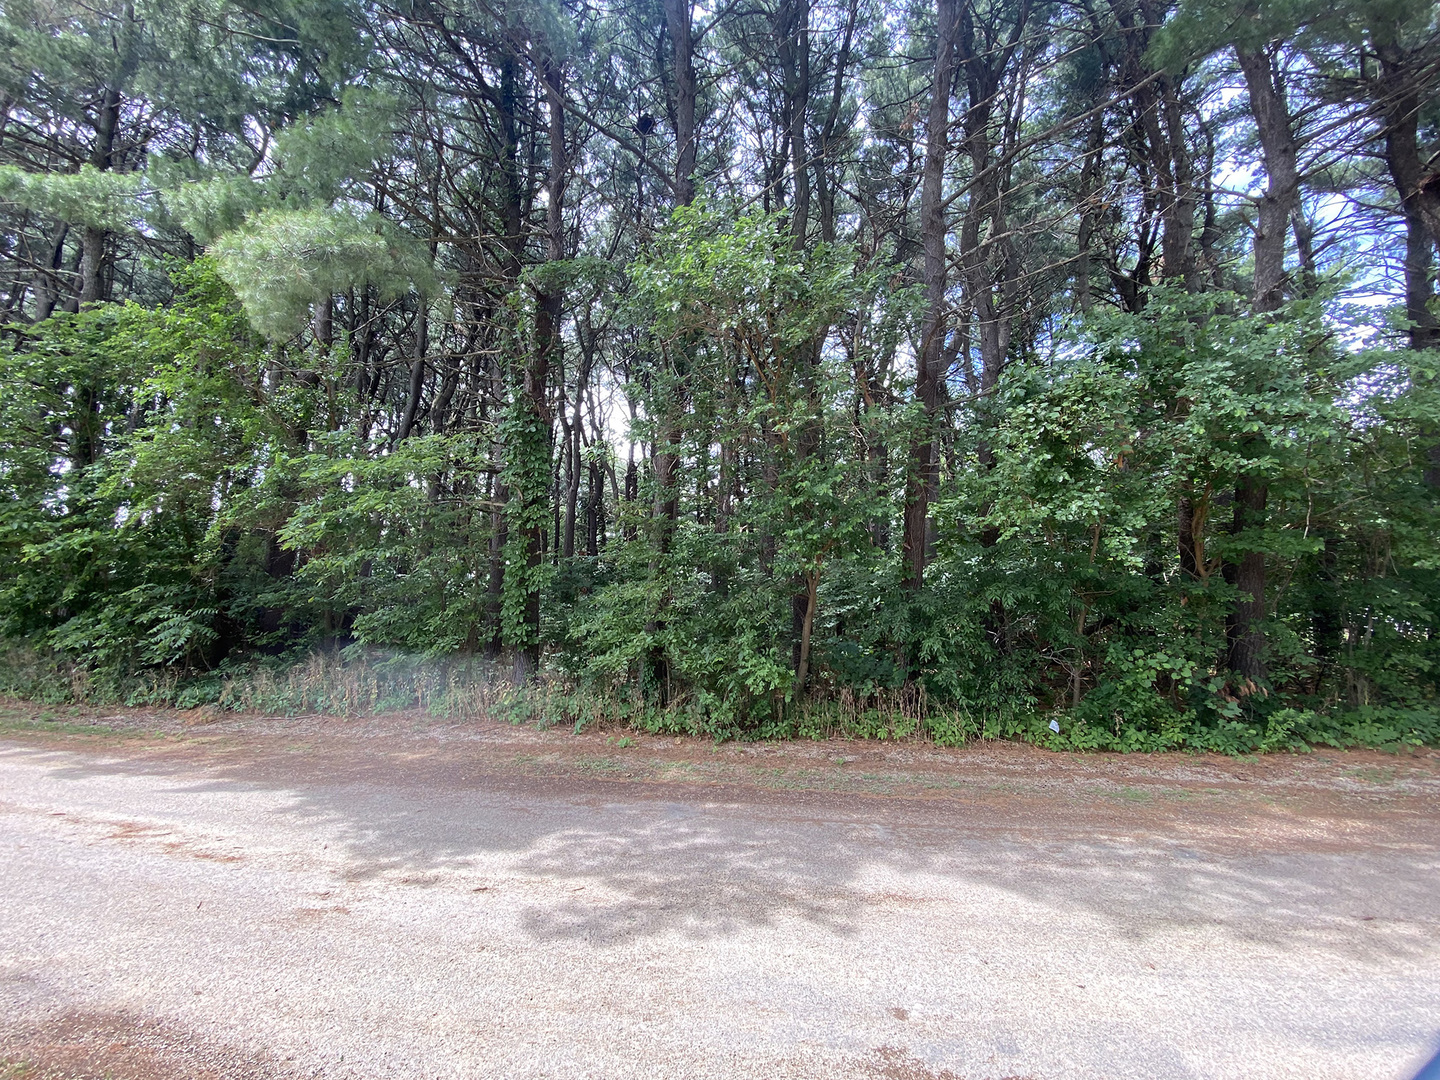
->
[[0, 644, 984, 741], [0, 645, 517, 718], [4, 644, 1431, 751]]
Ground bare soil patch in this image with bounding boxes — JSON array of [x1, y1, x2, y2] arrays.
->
[[0, 1009, 295, 1080], [2, 699, 1437, 1080], [3, 697, 1437, 855]]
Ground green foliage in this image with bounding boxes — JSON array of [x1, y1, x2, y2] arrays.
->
[[213, 208, 441, 338], [275, 432, 497, 654], [499, 389, 554, 651], [0, 259, 297, 670], [0, 229, 1435, 756], [0, 165, 148, 231], [160, 175, 266, 246]]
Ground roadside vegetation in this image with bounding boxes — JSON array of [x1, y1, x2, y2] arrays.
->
[[0, 0, 1437, 754]]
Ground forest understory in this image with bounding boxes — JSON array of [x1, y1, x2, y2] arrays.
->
[[0, 0, 1437, 755]]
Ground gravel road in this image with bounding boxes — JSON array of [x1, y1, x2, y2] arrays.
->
[[1, 717, 1438, 1080]]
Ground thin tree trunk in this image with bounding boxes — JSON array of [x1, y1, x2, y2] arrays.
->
[[793, 570, 819, 698], [396, 304, 427, 441], [485, 480, 509, 659], [1311, 534, 1341, 692], [563, 355, 590, 559], [777, 0, 827, 688], [1075, 115, 1104, 314], [1224, 476, 1268, 689], [32, 222, 67, 322]]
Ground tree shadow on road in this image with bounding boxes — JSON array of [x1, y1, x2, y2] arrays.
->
[[4, 739, 1438, 966]]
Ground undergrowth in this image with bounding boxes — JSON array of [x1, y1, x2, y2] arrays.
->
[[1, 644, 1434, 755]]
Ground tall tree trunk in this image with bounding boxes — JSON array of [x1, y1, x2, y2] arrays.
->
[[77, 228, 105, 306], [314, 295, 334, 353], [481, 42, 529, 658], [1075, 115, 1105, 314], [1374, 46, 1440, 491], [1218, 44, 1305, 686], [793, 571, 818, 698], [901, 0, 959, 591], [641, 2, 700, 703], [1116, 0, 1195, 292], [76, 73, 125, 307], [954, 0, 1030, 657], [1237, 45, 1300, 312], [654, 0, 698, 543], [777, 0, 811, 242], [662, 0, 697, 207], [431, 351, 460, 435], [1376, 45, 1440, 255], [623, 450, 638, 541], [485, 478, 509, 659], [1120, 10, 1208, 598], [1177, 498, 1197, 578], [1403, 208, 1440, 489], [777, 0, 828, 689], [1379, 62, 1440, 356], [513, 51, 567, 682]]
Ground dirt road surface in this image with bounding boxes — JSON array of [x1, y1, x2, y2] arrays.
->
[[2, 706, 1439, 1080]]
